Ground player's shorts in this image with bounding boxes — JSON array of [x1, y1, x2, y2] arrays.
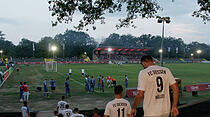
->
[[44, 87, 48, 92], [23, 92, 30, 96], [107, 80, 111, 83], [82, 73, 84, 76], [51, 87, 55, 90]]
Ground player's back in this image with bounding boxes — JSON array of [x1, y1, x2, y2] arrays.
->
[[104, 98, 131, 117], [21, 106, 29, 117], [70, 113, 84, 117], [57, 101, 67, 114], [139, 65, 176, 116], [63, 109, 73, 117]]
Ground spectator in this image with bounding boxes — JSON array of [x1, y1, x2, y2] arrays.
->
[[71, 108, 84, 117], [54, 111, 58, 117], [93, 108, 100, 117], [21, 101, 30, 117]]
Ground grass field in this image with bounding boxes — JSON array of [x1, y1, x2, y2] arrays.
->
[[0, 63, 210, 112]]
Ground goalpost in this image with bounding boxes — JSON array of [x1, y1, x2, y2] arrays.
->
[[45, 59, 57, 72]]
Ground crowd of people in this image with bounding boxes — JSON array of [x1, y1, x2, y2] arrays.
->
[[96, 54, 143, 62]]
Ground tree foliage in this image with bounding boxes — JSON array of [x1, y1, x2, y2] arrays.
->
[[48, 0, 209, 30], [48, 0, 161, 30]]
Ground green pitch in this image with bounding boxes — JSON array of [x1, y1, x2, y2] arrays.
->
[[0, 63, 210, 112]]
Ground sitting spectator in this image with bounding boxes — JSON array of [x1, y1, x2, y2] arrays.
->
[[62, 104, 73, 117], [71, 108, 84, 117], [93, 108, 100, 117]]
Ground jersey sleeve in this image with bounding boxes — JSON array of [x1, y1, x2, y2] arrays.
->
[[127, 101, 131, 115], [137, 71, 146, 91], [167, 69, 176, 85], [104, 103, 111, 116]]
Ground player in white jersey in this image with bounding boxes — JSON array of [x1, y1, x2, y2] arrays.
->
[[57, 96, 68, 115], [104, 85, 131, 117], [131, 55, 179, 117], [21, 101, 30, 117], [71, 108, 84, 117], [81, 69, 85, 76], [62, 104, 73, 117]]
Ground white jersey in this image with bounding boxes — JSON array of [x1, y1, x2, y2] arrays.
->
[[57, 101, 67, 114], [63, 109, 73, 117], [21, 106, 29, 117], [104, 98, 131, 117], [70, 113, 84, 117], [137, 65, 176, 116], [69, 69, 72, 73], [81, 69, 84, 73]]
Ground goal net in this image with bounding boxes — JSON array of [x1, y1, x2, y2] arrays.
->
[[45, 61, 57, 72]]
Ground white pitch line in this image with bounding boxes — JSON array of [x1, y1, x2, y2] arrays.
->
[[57, 72, 100, 93]]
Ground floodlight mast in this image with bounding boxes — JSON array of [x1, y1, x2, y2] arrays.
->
[[157, 17, 171, 66], [51, 46, 57, 59]]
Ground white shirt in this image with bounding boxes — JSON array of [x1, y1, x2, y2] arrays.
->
[[104, 98, 131, 117], [81, 69, 84, 73], [69, 69, 72, 73], [63, 109, 73, 117], [137, 65, 176, 116], [21, 106, 29, 117], [57, 101, 67, 114], [70, 113, 84, 117]]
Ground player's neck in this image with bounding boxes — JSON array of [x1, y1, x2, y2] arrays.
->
[[115, 95, 122, 99]]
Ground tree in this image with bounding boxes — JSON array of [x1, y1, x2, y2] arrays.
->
[[48, 0, 161, 30], [48, 0, 209, 30], [192, 0, 210, 23], [0, 31, 5, 40], [16, 38, 36, 58]]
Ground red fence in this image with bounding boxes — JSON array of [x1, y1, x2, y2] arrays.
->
[[185, 84, 210, 92], [17, 61, 108, 65]]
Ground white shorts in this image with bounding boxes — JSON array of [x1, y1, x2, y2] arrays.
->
[[23, 92, 30, 96]]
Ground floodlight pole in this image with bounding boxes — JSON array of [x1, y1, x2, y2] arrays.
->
[[160, 21, 164, 67]]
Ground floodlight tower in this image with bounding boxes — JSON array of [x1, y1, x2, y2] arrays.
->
[[157, 17, 171, 66], [0, 50, 3, 59], [108, 48, 112, 63], [196, 50, 202, 59], [51, 46, 57, 59]]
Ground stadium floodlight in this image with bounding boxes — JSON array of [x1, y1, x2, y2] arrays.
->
[[108, 48, 112, 52], [51, 46, 57, 59], [196, 50, 202, 59], [84, 52, 87, 55], [196, 50, 202, 54], [0, 50, 3, 58], [190, 53, 194, 57], [157, 16, 171, 67], [159, 49, 163, 53]]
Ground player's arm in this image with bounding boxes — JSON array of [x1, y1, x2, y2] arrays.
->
[[104, 115, 109, 117], [170, 83, 179, 117], [132, 90, 144, 109]]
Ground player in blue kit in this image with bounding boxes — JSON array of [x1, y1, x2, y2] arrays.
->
[[43, 79, 49, 97], [50, 79, 56, 93], [98, 75, 101, 90], [125, 75, 128, 88], [101, 76, 104, 92], [90, 76, 95, 93], [65, 78, 71, 97], [85, 75, 90, 92], [19, 82, 23, 102]]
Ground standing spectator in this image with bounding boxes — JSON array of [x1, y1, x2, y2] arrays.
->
[[50, 79, 56, 93], [93, 108, 101, 117], [20, 82, 30, 101], [0, 70, 3, 84], [71, 108, 84, 117], [130, 55, 179, 117], [57, 96, 67, 115], [90, 76, 95, 93], [21, 101, 30, 117], [65, 78, 71, 97], [62, 104, 73, 117], [19, 82, 23, 102], [104, 85, 131, 117], [43, 79, 49, 97]]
